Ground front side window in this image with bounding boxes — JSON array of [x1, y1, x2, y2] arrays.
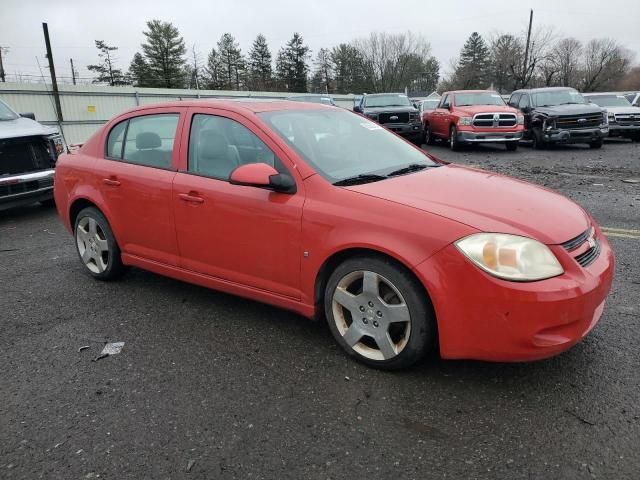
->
[[259, 109, 438, 183], [188, 114, 283, 180], [0, 100, 19, 121], [106, 120, 127, 159], [518, 94, 530, 109], [440, 94, 450, 109]]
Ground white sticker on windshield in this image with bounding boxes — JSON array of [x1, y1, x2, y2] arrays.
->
[[360, 122, 383, 130], [491, 94, 501, 98]]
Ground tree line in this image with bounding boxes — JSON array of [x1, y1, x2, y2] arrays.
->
[[86, 19, 638, 95]]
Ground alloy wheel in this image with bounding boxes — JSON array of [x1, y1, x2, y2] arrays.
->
[[76, 216, 109, 274], [331, 270, 411, 361]]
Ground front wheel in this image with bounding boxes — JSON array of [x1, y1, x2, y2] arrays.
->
[[74, 207, 125, 281], [531, 128, 546, 150], [424, 125, 436, 145], [324, 256, 436, 369], [505, 142, 518, 151], [449, 125, 461, 151]]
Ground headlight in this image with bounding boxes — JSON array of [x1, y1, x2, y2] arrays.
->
[[516, 115, 524, 125], [455, 233, 564, 281], [606, 112, 614, 123], [367, 113, 379, 120], [544, 117, 556, 131], [458, 117, 472, 126]]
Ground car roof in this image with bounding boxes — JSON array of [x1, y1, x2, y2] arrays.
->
[[513, 87, 577, 94], [119, 98, 332, 115], [445, 90, 498, 95], [582, 92, 625, 97]]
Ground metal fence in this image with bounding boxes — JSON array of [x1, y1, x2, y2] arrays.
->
[[0, 82, 357, 144]]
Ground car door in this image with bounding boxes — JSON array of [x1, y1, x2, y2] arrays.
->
[[96, 107, 185, 266], [518, 94, 533, 132], [432, 94, 450, 137], [172, 107, 304, 299]]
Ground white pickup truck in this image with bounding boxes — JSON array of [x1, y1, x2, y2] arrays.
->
[[0, 98, 65, 211]]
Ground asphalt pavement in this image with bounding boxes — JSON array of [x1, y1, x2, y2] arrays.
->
[[1, 139, 639, 479]]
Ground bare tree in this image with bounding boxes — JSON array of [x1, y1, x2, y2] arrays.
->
[[489, 33, 523, 93], [510, 26, 556, 89], [619, 66, 640, 90], [581, 38, 634, 92], [551, 37, 582, 87]]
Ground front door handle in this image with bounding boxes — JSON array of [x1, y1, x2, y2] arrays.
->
[[102, 177, 120, 187], [178, 192, 204, 204]]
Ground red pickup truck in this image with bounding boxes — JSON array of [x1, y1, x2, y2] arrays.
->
[[423, 90, 524, 151]]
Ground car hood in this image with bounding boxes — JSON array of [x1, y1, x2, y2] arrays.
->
[[0, 116, 58, 140], [347, 165, 590, 244], [364, 106, 418, 114], [454, 104, 518, 116], [534, 104, 603, 116], [602, 106, 640, 115]]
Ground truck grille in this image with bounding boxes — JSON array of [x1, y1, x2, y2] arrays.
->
[[555, 114, 602, 129], [0, 136, 55, 176], [560, 227, 600, 268], [472, 113, 517, 128], [379, 112, 409, 124], [614, 114, 640, 126]]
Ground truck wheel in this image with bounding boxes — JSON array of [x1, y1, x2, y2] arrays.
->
[[532, 129, 546, 150], [449, 125, 460, 151], [424, 125, 436, 146], [505, 142, 518, 151], [589, 140, 603, 149]]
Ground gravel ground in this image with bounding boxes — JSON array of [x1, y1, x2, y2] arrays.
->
[[1, 139, 639, 479]]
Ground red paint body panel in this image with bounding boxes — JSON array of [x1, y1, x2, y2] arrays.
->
[[54, 98, 615, 363]]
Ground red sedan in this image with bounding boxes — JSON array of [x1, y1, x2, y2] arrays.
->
[[53, 100, 614, 369]]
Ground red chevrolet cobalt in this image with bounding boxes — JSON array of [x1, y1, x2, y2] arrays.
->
[[54, 100, 614, 369]]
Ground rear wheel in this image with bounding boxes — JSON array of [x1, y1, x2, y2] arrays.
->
[[449, 125, 460, 151], [424, 124, 436, 145], [74, 207, 125, 281], [324, 255, 435, 369], [505, 142, 518, 151], [589, 140, 603, 149]]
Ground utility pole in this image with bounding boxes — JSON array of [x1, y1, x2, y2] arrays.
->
[[522, 9, 533, 89], [0, 47, 6, 82], [70, 58, 76, 85], [42, 22, 63, 122]]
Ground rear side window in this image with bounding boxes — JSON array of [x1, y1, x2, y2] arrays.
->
[[105, 113, 179, 169]]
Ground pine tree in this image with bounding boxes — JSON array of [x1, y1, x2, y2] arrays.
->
[[311, 48, 333, 93], [456, 32, 491, 89], [128, 52, 151, 87], [140, 19, 187, 88], [204, 47, 222, 89], [217, 33, 245, 90], [330, 43, 369, 94], [276, 33, 310, 92], [87, 40, 128, 86], [247, 34, 273, 91]]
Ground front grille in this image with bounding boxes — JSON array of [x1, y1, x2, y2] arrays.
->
[[614, 114, 640, 126], [560, 227, 600, 268], [472, 113, 517, 128], [0, 136, 54, 176], [575, 240, 601, 267], [555, 114, 602, 129], [379, 112, 409, 124]]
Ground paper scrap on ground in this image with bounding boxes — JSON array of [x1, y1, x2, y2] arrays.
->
[[101, 342, 125, 356]]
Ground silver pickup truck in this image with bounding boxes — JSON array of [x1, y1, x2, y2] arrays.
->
[[0, 98, 64, 211]]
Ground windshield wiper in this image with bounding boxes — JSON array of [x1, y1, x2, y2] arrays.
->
[[333, 174, 387, 186], [387, 163, 431, 177]]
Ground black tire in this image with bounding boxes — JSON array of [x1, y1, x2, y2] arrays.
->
[[324, 255, 436, 370], [449, 125, 460, 151], [40, 198, 56, 207], [505, 142, 518, 151], [424, 124, 436, 145], [589, 140, 603, 149], [531, 128, 546, 150], [74, 207, 125, 281]]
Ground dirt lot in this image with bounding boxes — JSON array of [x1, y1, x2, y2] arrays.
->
[[1, 139, 639, 479]]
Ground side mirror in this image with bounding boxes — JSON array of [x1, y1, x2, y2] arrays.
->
[[229, 163, 296, 194], [20, 112, 36, 120], [353, 105, 362, 113]]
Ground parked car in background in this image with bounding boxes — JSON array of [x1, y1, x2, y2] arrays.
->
[[0, 98, 65, 211], [352, 95, 363, 111], [419, 98, 440, 122], [354, 93, 422, 144], [623, 92, 640, 107], [508, 87, 608, 149], [53, 99, 613, 368], [584, 93, 640, 141], [288, 95, 337, 107], [423, 90, 524, 151]]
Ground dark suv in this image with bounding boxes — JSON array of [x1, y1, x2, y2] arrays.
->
[[354, 93, 422, 144], [508, 87, 608, 149]]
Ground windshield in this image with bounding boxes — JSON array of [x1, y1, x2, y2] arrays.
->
[[533, 89, 586, 107], [0, 100, 19, 121], [365, 94, 411, 108], [259, 109, 438, 183], [586, 95, 632, 108], [454, 92, 505, 107]]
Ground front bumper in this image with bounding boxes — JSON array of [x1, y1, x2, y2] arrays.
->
[[457, 131, 522, 143], [414, 229, 614, 362], [383, 122, 423, 139], [608, 123, 640, 137], [544, 126, 609, 144], [0, 169, 55, 211]]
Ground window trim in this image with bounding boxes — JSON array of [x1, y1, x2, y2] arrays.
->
[[103, 112, 181, 171]]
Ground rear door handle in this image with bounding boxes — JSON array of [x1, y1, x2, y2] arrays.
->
[[102, 177, 120, 187], [178, 192, 204, 204]]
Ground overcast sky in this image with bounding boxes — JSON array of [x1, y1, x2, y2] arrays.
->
[[1, 0, 638, 84]]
